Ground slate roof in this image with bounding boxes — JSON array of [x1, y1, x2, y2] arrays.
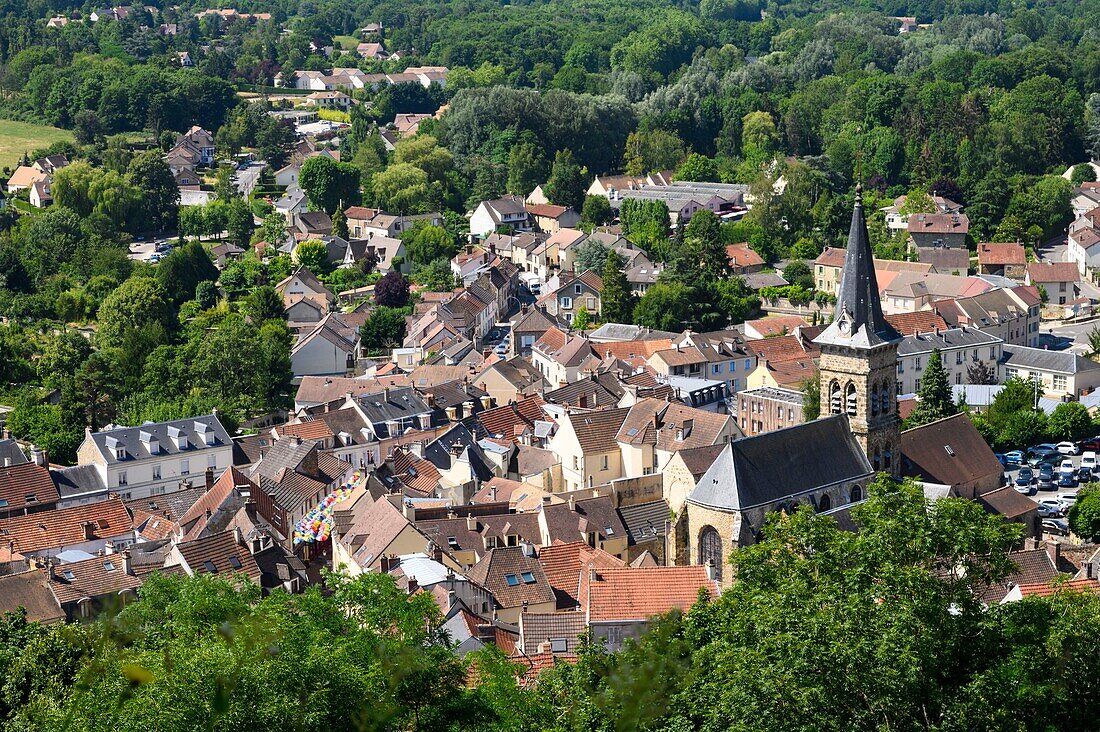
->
[[177, 467, 253, 541], [900, 414, 1003, 490], [583, 566, 716, 621], [980, 548, 1057, 604], [87, 415, 230, 464], [688, 415, 873, 512], [675, 444, 726, 478], [0, 439, 28, 466], [897, 327, 1002, 356], [424, 424, 494, 482], [0, 498, 133, 555], [1002, 345, 1100, 376], [544, 372, 624, 409], [617, 500, 670, 544], [519, 612, 587, 654], [0, 462, 60, 512], [465, 546, 554, 610], [47, 466, 107, 502], [47, 554, 142, 605], [0, 570, 64, 623], [541, 496, 627, 545], [977, 487, 1037, 519], [566, 408, 631, 453]]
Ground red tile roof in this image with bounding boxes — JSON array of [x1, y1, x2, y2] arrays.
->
[[176, 530, 262, 582], [0, 462, 60, 512], [526, 203, 569, 218], [583, 566, 717, 621], [884, 310, 949, 336], [977, 242, 1025, 266], [0, 498, 132, 555], [47, 554, 142, 605], [726, 242, 764, 268], [538, 541, 624, 608], [746, 315, 809, 337], [814, 246, 847, 267], [275, 419, 336, 441], [477, 396, 547, 443], [1015, 578, 1100, 598], [1027, 261, 1080, 283]]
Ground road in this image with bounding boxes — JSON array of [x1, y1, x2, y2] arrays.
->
[[1032, 235, 1100, 350]]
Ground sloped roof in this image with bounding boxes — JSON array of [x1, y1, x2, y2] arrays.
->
[[688, 415, 872, 512], [0, 570, 64, 623], [584, 566, 716, 621], [901, 414, 1003, 489], [175, 530, 262, 582], [977, 242, 1025, 266], [0, 498, 132, 555], [47, 554, 143, 605], [1011, 578, 1099, 599], [0, 462, 60, 512], [980, 548, 1057, 604], [566, 408, 630, 453], [541, 496, 627, 546], [537, 540, 624, 609], [617, 500, 670, 544], [884, 310, 949, 336], [466, 545, 554, 610], [1027, 261, 1080, 283]]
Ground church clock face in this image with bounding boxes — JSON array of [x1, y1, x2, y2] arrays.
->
[[838, 317, 850, 335]]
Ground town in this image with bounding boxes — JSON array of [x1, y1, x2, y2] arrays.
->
[[1, 0, 1100, 728]]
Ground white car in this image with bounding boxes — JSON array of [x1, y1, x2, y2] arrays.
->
[[1056, 441, 1080, 455], [1059, 459, 1076, 476], [1083, 452, 1098, 473], [1058, 492, 1079, 511], [1038, 498, 1064, 514]]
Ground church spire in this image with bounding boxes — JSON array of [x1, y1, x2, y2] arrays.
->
[[814, 185, 900, 349]]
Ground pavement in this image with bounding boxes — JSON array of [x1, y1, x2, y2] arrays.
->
[[1032, 236, 1100, 350], [1002, 449, 1094, 520]]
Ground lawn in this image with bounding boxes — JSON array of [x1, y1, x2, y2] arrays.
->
[[0, 119, 73, 169], [333, 34, 360, 51]]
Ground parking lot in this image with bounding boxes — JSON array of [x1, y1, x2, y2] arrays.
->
[[1001, 443, 1098, 534]]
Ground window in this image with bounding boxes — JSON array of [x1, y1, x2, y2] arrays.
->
[[573, 456, 580, 470], [24, 493, 36, 503], [850, 485, 862, 503], [207, 454, 217, 469], [699, 526, 722, 582], [845, 383, 857, 416], [744, 359, 751, 370], [817, 494, 831, 512], [228, 556, 242, 569], [561, 296, 573, 310], [505, 574, 520, 586], [521, 571, 536, 584], [915, 378, 921, 390], [989, 347, 996, 359], [62, 570, 76, 581], [181, 459, 189, 475], [829, 381, 841, 414], [152, 464, 161, 480], [712, 364, 721, 375], [601, 455, 609, 471], [729, 360, 736, 372], [574, 284, 582, 294], [897, 361, 904, 374], [956, 352, 963, 364], [915, 357, 922, 370], [586, 297, 596, 309], [1006, 367, 1018, 378], [203, 560, 218, 573], [103, 561, 115, 572], [117, 471, 128, 486], [1054, 374, 1067, 391], [732, 378, 740, 390]]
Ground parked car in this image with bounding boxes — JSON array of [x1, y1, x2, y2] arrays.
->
[[1058, 492, 1079, 511], [1077, 467, 1094, 484], [1038, 465, 1055, 490], [1003, 450, 1025, 466], [1059, 459, 1076, 476], [1038, 498, 1064, 515], [1028, 451, 1063, 468], [1082, 452, 1098, 473], [1037, 502, 1062, 518], [1079, 437, 1100, 452], [1057, 473, 1077, 488], [493, 342, 508, 356], [1056, 441, 1081, 455], [1014, 467, 1035, 488], [1029, 444, 1059, 456], [1042, 518, 1070, 536]]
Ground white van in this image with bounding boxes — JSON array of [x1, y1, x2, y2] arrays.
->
[[1083, 451, 1098, 474]]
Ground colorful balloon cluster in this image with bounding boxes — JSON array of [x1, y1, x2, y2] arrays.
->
[[292, 472, 361, 545]]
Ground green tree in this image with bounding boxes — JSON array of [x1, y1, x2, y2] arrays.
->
[[675, 153, 720, 182], [331, 207, 349, 240], [572, 304, 591, 330], [574, 238, 610, 273], [580, 195, 613, 231], [1048, 401, 1093, 440], [294, 240, 331, 275], [242, 285, 286, 323], [1071, 164, 1097, 186], [156, 241, 219, 305], [1069, 484, 1100, 541], [907, 349, 956, 428], [410, 259, 457, 292], [600, 251, 635, 324], [633, 282, 695, 331], [403, 224, 456, 266], [372, 163, 433, 213], [623, 129, 686, 176], [507, 141, 547, 196], [393, 135, 453, 183], [95, 277, 174, 351], [801, 377, 820, 420], [361, 306, 407, 351], [225, 198, 254, 249], [127, 151, 180, 231], [544, 149, 588, 212], [300, 156, 360, 214]]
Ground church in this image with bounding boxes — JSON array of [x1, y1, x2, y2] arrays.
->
[[681, 185, 902, 584]]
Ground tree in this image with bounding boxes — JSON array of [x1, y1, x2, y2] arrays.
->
[[361, 306, 407, 351], [572, 304, 591, 330], [544, 149, 588, 212], [580, 195, 613, 230], [507, 142, 547, 196], [410, 259, 457, 292], [96, 277, 173, 350], [243, 286, 286, 323], [195, 280, 218, 310], [127, 151, 180, 231], [801, 377, 820, 420], [1048, 402, 1092, 440], [782, 260, 814, 290], [574, 238, 611, 273], [374, 271, 410, 308], [258, 212, 288, 249], [156, 241, 219, 305], [225, 198, 254, 249], [403, 224, 456, 266], [300, 156, 360, 214], [1071, 164, 1097, 186], [372, 163, 433, 213], [906, 349, 956, 428], [332, 207, 349, 240], [623, 129, 686, 176], [600, 251, 635, 324], [393, 135, 453, 183], [1069, 484, 1100, 542], [967, 361, 998, 385], [633, 282, 695, 331], [1090, 326, 1100, 358], [295, 240, 331, 275], [675, 153, 720, 182]]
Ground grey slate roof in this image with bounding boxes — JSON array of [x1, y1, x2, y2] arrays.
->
[[0, 439, 28, 466], [688, 415, 873, 512], [814, 187, 901, 349], [87, 415, 230, 465], [1001, 345, 1100, 375], [49, 465, 107, 500], [423, 423, 494, 482], [356, 387, 432, 435], [617, 500, 670, 544], [897, 327, 1002, 356]]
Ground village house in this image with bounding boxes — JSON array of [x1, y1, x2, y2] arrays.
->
[[305, 90, 352, 109], [1025, 262, 1080, 306], [290, 312, 361, 378], [526, 203, 580, 234], [726, 243, 764, 275], [544, 270, 603, 323], [907, 212, 969, 249], [880, 192, 962, 232], [1001, 345, 1100, 399], [813, 247, 933, 296], [531, 329, 599, 388], [736, 386, 805, 436], [895, 327, 1003, 394], [931, 286, 1041, 348], [976, 242, 1026, 279], [469, 196, 532, 237], [1067, 206, 1100, 277]]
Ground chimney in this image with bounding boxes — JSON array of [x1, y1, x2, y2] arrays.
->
[[383, 387, 391, 403], [589, 568, 599, 582], [431, 542, 443, 563], [410, 441, 424, 458], [403, 501, 416, 522], [233, 524, 244, 547], [121, 549, 132, 576], [205, 467, 214, 489], [380, 554, 392, 573], [542, 495, 551, 505], [103, 540, 115, 555], [1044, 540, 1061, 567], [568, 494, 575, 511], [2, 457, 8, 468], [521, 600, 529, 613], [82, 521, 95, 541], [489, 485, 497, 501], [32, 448, 47, 467]]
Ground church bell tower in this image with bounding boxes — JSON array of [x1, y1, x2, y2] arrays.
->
[[813, 184, 901, 475]]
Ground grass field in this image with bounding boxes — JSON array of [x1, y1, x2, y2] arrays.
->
[[0, 120, 73, 169], [333, 34, 360, 51]]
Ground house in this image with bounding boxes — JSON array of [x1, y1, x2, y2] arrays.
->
[[474, 359, 547, 406], [736, 386, 804, 436], [332, 495, 437, 575], [582, 565, 718, 651], [813, 247, 933, 296], [881, 272, 994, 314], [900, 414, 1004, 497], [743, 315, 809, 340], [531, 330, 598, 388], [45, 551, 142, 620], [916, 246, 969, 275], [0, 460, 59, 518], [607, 181, 747, 225], [356, 42, 387, 59], [931, 286, 1041, 348], [465, 545, 556, 623], [526, 203, 580, 234], [469, 196, 532, 237], [33, 153, 69, 175], [1001, 345, 1100, 399], [290, 313, 361, 378], [76, 415, 233, 501], [0, 498, 134, 559], [895, 327, 1003, 395], [6, 165, 48, 193], [977, 242, 1026, 279], [165, 529, 263, 585], [175, 126, 215, 166], [614, 398, 738, 478], [880, 193, 962, 232], [510, 306, 561, 355], [544, 228, 587, 272], [305, 91, 351, 109], [1067, 207, 1100, 276], [175, 51, 194, 67], [28, 178, 51, 208], [726, 243, 764, 274], [545, 270, 602, 323], [451, 245, 492, 285], [534, 541, 624, 610], [743, 331, 820, 391], [549, 408, 630, 492], [683, 415, 874, 585], [0, 570, 65, 624], [249, 439, 351, 542], [907, 212, 969, 249], [393, 114, 430, 136], [275, 266, 335, 312], [1025, 262, 1080, 306]]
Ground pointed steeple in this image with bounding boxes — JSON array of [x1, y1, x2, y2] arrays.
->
[[814, 184, 900, 349]]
